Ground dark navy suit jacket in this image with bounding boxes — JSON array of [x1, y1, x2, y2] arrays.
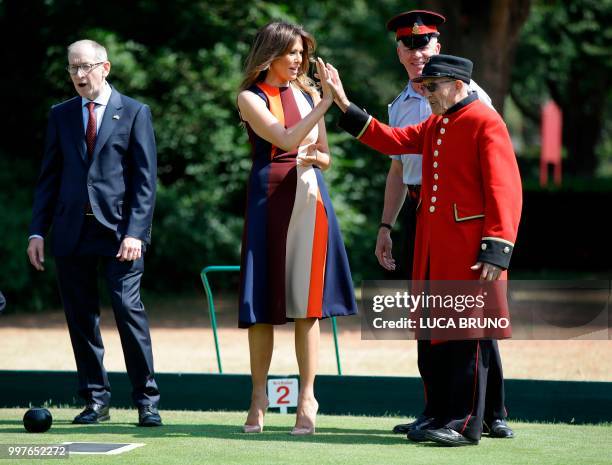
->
[[29, 87, 157, 256]]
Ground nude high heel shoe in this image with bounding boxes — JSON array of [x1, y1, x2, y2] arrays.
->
[[242, 399, 269, 433], [242, 423, 263, 433], [290, 425, 315, 435], [291, 399, 318, 436]]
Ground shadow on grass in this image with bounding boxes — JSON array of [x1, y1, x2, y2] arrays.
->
[[0, 420, 414, 446]]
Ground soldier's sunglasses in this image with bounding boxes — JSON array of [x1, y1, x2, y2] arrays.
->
[[422, 80, 456, 92]]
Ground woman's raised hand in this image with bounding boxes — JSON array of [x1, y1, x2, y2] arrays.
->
[[315, 57, 334, 104], [314, 58, 350, 112]]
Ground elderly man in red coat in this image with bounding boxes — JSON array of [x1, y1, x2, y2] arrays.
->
[[322, 54, 522, 446]]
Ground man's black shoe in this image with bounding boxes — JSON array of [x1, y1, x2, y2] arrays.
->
[[407, 428, 430, 442], [392, 415, 435, 434], [138, 405, 162, 427], [484, 419, 514, 438], [72, 403, 110, 424], [424, 427, 479, 446]]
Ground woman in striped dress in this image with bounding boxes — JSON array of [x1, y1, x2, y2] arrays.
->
[[236, 22, 357, 435]]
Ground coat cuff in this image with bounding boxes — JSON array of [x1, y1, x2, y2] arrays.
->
[[338, 103, 372, 138], [477, 237, 514, 269], [126, 220, 153, 244]]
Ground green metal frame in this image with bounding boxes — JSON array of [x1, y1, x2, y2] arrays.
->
[[200, 265, 343, 375]]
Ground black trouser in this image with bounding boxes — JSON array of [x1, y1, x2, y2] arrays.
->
[[54, 216, 159, 407], [418, 339, 506, 437], [440, 340, 496, 441], [417, 340, 445, 421], [484, 340, 508, 423], [382, 185, 419, 281]]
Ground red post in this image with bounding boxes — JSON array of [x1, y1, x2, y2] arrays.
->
[[540, 100, 563, 187]]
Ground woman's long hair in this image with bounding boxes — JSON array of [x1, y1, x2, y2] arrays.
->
[[239, 22, 317, 98]]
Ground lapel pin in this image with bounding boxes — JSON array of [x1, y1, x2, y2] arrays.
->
[[113, 114, 120, 120]]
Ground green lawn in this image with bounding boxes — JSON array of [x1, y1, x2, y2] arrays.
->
[[0, 408, 610, 465]]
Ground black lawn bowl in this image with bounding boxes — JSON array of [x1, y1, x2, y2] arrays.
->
[[23, 408, 52, 433]]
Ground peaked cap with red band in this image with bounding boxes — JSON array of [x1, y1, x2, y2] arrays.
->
[[386, 10, 446, 49]]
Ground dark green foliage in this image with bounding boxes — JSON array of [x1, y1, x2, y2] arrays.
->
[[510, 0, 612, 175], [0, 0, 413, 309], [0, 1, 609, 310], [0, 157, 62, 311]]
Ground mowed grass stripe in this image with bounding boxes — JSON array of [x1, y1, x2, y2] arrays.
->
[[0, 409, 610, 465]]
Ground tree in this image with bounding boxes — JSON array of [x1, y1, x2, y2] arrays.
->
[[0, 0, 409, 307], [510, 0, 612, 176], [422, 0, 532, 112]]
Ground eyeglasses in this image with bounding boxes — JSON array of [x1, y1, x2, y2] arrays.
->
[[421, 80, 456, 92], [66, 62, 104, 75]]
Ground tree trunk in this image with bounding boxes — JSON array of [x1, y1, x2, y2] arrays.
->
[[422, 0, 531, 113], [560, 70, 607, 176]]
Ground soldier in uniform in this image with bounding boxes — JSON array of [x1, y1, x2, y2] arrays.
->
[[376, 10, 513, 440], [376, 10, 491, 276], [323, 54, 522, 446]]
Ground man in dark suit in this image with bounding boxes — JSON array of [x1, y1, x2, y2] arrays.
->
[[27, 39, 161, 427]]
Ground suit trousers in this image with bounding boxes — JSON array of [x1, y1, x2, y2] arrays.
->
[[54, 216, 159, 407]]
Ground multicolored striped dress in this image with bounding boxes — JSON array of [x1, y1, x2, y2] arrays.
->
[[238, 82, 358, 328]]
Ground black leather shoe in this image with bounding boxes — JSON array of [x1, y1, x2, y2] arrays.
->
[[424, 427, 479, 446], [393, 415, 435, 434], [485, 419, 514, 438], [407, 428, 431, 442], [138, 406, 162, 427], [72, 403, 110, 424]]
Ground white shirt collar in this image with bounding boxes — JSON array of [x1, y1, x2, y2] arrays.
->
[[82, 81, 112, 107]]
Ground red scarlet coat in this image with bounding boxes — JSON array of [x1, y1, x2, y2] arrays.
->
[[343, 94, 522, 280], [340, 94, 522, 339]]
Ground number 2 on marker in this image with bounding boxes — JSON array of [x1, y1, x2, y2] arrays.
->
[[277, 386, 290, 404]]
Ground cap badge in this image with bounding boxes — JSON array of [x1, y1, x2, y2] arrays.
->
[[412, 23, 420, 34]]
